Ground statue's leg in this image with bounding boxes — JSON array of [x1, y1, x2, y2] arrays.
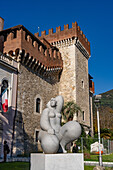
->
[[60, 139, 68, 153], [58, 121, 81, 153], [38, 130, 59, 154]]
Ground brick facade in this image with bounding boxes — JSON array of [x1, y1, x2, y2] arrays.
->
[[0, 25, 63, 69]]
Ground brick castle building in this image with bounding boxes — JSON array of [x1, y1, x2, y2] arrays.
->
[[0, 17, 94, 156]]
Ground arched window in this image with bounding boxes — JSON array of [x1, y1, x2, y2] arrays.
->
[[1, 80, 8, 94], [36, 98, 40, 113]]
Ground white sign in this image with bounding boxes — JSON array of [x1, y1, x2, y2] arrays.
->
[[90, 142, 103, 152]]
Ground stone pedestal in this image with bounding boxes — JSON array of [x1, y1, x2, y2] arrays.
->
[[31, 153, 84, 170]]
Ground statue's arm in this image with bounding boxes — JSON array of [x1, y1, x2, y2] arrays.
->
[[40, 108, 54, 134]]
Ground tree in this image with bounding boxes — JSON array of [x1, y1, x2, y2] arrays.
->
[[100, 128, 113, 140], [61, 101, 82, 122], [93, 106, 113, 134]]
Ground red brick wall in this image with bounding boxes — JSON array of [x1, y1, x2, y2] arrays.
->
[[2, 27, 63, 69]]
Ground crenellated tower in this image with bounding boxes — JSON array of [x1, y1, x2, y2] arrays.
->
[[36, 22, 92, 132]]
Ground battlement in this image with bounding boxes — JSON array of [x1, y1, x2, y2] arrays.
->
[[35, 22, 90, 55], [0, 17, 4, 31], [0, 25, 63, 69]]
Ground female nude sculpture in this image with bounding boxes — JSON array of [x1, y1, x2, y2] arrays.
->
[[38, 96, 81, 154]]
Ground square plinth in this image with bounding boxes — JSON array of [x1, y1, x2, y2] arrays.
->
[[31, 153, 84, 170]]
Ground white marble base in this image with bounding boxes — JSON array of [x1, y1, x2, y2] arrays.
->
[[31, 153, 84, 170]]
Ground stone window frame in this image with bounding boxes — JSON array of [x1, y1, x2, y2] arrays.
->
[[73, 110, 78, 121], [34, 94, 42, 115], [34, 128, 40, 143]]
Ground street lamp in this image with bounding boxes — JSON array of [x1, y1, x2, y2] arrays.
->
[[94, 95, 103, 166]]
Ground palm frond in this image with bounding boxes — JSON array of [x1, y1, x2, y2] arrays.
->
[[61, 101, 82, 122]]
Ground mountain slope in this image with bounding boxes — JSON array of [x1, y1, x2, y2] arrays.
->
[[93, 89, 113, 132], [100, 89, 113, 109]]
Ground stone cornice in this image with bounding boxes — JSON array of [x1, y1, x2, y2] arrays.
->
[[51, 38, 73, 48], [4, 50, 62, 84], [0, 53, 18, 71], [74, 38, 90, 59], [51, 38, 90, 59]]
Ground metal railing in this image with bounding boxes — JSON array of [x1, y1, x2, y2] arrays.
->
[[77, 137, 113, 154]]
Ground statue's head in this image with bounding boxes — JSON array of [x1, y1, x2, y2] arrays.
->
[[47, 96, 64, 112], [50, 98, 57, 107], [47, 98, 56, 108]]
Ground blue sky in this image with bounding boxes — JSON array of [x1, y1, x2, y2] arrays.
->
[[0, 0, 113, 94]]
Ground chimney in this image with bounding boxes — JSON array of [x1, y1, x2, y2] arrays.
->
[[0, 17, 4, 31]]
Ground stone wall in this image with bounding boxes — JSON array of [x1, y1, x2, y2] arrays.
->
[[75, 47, 90, 127], [58, 44, 76, 102], [58, 43, 90, 128], [14, 64, 59, 155]]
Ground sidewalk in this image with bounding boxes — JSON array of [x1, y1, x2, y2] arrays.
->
[[0, 157, 30, 162], [84, 161, 113, 167], [0, 157, 113, 167]]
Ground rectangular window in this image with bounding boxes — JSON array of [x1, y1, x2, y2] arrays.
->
[[36, 98, 40, 113], [83, 111, 85, 121], [35, 130, 39, 143]]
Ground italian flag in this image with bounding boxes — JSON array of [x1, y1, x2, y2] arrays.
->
[[2, 88, 8, 112]]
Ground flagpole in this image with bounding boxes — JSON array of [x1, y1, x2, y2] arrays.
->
[[0, 83, 2, 111]]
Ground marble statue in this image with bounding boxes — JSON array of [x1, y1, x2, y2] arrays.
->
[[38, 96, 81, 154]]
